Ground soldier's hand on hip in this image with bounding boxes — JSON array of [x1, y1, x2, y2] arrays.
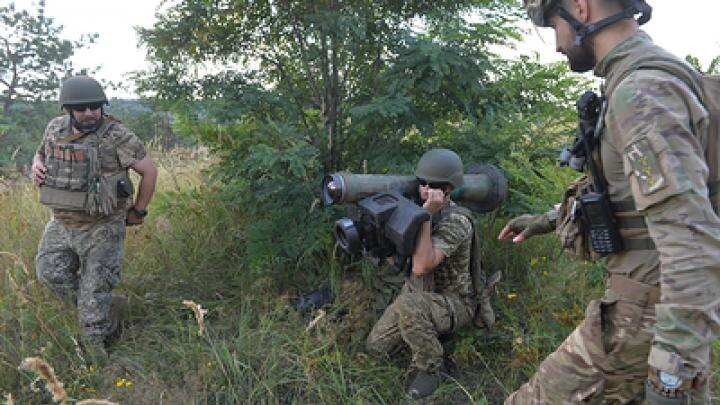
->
[[31, 159, 46, 186], [498, 213, 554, 243]]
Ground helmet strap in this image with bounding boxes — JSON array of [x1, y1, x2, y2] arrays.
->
[[556, 1, 650, 47], [69, 109, 105, 135]]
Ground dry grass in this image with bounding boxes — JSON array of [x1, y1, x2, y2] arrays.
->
[[18, 357, 67, 404], [0, 146, 717, 403]]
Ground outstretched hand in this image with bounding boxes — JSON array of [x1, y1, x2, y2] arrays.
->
[[498, 213, 553, 244]]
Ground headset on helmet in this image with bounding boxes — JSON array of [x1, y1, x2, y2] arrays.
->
[[524, 0, 652, 45]]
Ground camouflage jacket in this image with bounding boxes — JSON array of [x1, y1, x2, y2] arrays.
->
[[596, 31, 720, 378], [430, 202, 474, 298], [37, 115, 147, 229]]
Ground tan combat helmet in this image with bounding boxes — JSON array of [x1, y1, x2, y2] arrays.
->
[[522, 0, 652, 45], [415, 148, 464, 188]]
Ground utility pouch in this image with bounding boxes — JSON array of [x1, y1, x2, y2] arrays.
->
[[556, 175, 600, 261], [40, 142, 96, 211], [116, 176, 134, 199]]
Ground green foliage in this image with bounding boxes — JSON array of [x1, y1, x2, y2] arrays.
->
[[0, 100, 179, 175], [685, 54, 720, 75], [0, 1, 97, 113], [137, 1, 586, 274], [0, 101, 57, 171]]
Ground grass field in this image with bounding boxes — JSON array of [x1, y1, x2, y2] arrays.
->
[[0, 148, 717, 404]]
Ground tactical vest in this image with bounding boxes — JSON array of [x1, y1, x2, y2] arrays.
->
[[441, 205, 502, 329], [39, 116, 133, 216]]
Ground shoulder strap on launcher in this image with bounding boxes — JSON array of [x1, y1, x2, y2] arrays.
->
[[442, 205, 502, 329]]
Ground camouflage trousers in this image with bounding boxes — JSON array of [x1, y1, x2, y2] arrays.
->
[[505, 285, 711, 404], [366, 291, 473, 373], [35, 218, 125, 340]]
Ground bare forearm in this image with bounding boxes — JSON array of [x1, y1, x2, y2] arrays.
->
[[133, 166, 157, 210], [412, 221, 437, 275]]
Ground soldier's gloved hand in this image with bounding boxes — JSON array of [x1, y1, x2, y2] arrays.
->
[[498, 213, 554, 243]]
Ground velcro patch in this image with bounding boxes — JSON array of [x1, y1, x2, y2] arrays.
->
[[625, 138, 666, 195]]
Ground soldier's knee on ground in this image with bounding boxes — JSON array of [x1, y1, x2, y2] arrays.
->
[[365, 336, 385, 357]]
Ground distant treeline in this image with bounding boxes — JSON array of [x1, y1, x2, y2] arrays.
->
[[0, 99, 190, 175]]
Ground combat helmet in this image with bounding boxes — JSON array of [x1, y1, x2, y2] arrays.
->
[[59, 75, 108, 109], [415, 148, 464, 188], [523, 0, 652, 45]]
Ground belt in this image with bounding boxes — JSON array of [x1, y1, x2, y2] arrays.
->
[[608, 274, 661, 305]]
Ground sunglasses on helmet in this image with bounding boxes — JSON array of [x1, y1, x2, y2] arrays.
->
[[416, 178, 450, 190], [68, 102, 104, 112]]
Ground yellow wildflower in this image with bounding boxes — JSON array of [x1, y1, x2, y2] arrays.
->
[[507, 292, 517, 300]]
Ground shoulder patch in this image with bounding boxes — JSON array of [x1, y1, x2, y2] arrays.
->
[[624, 137, 666, 195]]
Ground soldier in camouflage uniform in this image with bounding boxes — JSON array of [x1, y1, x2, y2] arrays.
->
[[498, 0, 718, 403], [30, 76, 157, 358], [366, 148, 477, 399]]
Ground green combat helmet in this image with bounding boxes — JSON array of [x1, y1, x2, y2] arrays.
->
[[58, 75, 108, 109], [59, 75, 108, 134], [415, 148, 464, 188], [522, 0, 652, 44]]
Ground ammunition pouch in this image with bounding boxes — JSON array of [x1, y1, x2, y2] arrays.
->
[[40, 141, 132, 215]]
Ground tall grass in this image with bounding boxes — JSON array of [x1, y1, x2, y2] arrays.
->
[[0, 148, 717, 404]]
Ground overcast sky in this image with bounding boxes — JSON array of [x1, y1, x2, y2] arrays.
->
[[8, 0, 720, 99]]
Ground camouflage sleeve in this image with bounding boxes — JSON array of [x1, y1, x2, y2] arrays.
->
[[35, 117, 61, 157], [432, 212, 472, 258], [111, 124, 147, 169], [607, 70, 720, 378]]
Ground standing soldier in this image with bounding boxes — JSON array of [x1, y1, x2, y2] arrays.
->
[[30, 75, 157, 360], [366, 149, 491, 399], [499, 0, 718, 403]]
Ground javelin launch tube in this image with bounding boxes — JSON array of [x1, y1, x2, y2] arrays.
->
[[322, 164, 507, 213]]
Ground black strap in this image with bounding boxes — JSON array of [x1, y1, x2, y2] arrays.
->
[[610, 199, 638, 213], [557, 7, 637, 46], [623, 237, 655, 250], [616, 216, 647, 229]]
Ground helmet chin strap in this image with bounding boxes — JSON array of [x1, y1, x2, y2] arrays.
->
[[69, 109, 105, 135], [556, 0, 652, 46]]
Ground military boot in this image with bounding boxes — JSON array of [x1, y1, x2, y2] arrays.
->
[[107, 293, 127, 341], [406, 370, 440, 399]]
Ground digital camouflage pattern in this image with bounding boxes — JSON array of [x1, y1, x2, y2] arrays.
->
[[366, 206, 475, 373], [37, 115, 146, 229], [507, 31, 716, 403], [431, 209, 474, 298], [35, 114, 145, 342], [36, 218, 125, 340]]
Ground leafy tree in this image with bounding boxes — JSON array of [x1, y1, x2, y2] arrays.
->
[[0, 1, 97, 113], [136, 1, 584, 276], [685, 54, 720, 75]]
